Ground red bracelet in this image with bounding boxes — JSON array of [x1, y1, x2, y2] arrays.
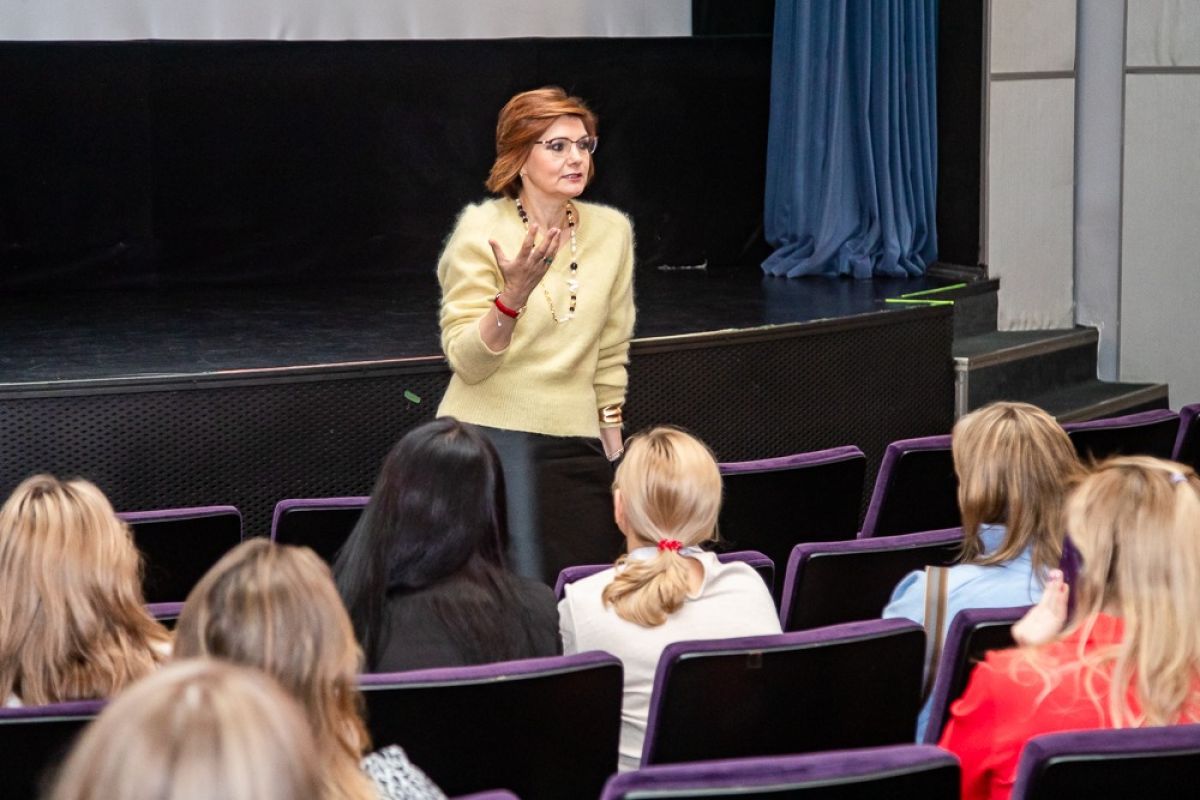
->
[[494, 293, 522, 319]]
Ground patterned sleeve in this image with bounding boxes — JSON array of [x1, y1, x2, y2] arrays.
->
[[361, 745, 448, 800]]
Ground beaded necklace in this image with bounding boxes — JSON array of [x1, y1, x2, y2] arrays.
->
[[515, 197, 578, 323]]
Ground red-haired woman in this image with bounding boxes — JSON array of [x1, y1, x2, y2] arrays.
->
[[436, 87, 636, 583]]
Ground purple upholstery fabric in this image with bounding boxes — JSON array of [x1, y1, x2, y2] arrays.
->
[[642, 618, 924, 765], [270, 496, 368, 541], [118, 505, 241, 526], [602, 745, 958, 799], [1062, 408, 1180, 461], [718, 445, 864, 475], [1011, 724, 1200, 799], [553, 550, 774, 602], [779, 528, 963, 632], [1061, 407, 1178, 433], [1175, 404, 1200, 469], [860, 435, 953, 538], [0, 699, 104, 720], [146, 601, 184, 620], [922, 605, 1030, 744], [359, 650, 619, 688]]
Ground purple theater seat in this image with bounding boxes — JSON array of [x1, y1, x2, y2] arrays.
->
[[779, 528, 963, 631], [0, 699, 104, 799], [1062, 408, 1180, 462], [1174, 404, 1200, 471], [859, 435, 958, 538], [922, 605, 1028, 744], [358, 651, 621, 799], [1012, 724, 1200, 800], [270, 496, 368, 565], [718, 446, 866, 599], [118, 505, 242, 604], [641, 619, 925, 767], [554, 550, 775, 602], [602, 745, 960, 799]]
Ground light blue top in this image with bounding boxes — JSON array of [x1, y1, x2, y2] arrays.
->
[[882, 524, 1045, 741]]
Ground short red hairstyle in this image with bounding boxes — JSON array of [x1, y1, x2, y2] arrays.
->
[[486, 86, 598, 198]]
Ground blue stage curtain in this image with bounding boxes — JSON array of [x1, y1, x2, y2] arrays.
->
[[762, 0, 939, 279]]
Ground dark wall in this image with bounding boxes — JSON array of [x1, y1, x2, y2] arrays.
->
[[936, 1, 985, 267], [0, 38, 772, 289]]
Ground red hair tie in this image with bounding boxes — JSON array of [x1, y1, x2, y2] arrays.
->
[[657, 539, 683, 553]]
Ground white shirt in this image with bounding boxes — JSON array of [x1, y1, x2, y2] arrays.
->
[[559, 551, 781, 771]]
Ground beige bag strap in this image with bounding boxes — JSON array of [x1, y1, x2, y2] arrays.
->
[[922, 565, 951, 700]]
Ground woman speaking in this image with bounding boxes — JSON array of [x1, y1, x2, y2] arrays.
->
[[436, 87, 635, 583]]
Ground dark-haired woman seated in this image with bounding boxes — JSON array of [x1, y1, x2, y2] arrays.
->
[[335, 418, 560, 672]]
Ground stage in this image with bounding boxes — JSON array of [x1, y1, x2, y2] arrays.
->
[[0, 271, 955, 537]]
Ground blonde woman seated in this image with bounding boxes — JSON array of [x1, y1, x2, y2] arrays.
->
[[0, 475, 170, 707], [558, 426, 781, 771], [940, 457, 1200, 800], [49, 659, 322, 800], [174, 539, 446, 800], [882, 401, 1080, 738]]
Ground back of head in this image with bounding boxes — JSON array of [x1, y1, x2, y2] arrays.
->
[[952, 401, 1080, 574], [602, 427, 723, 627], [334, 417, 511, 664], [1061, 456, 1200, 726], [49, 659, 321, 800], [174, 539, 374, 800], [0, 474, 168, 705]]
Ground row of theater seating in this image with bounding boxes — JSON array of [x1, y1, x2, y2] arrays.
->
[[5, 615, 1200, 798], [117, 405, 1200, 611]]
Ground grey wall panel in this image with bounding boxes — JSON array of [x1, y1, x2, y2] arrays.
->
[[1120, 73, 1200, 405], [1127, 0, 1200, 67]]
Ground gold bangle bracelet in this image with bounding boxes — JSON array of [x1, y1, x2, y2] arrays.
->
[[599, 404, 624, 426]]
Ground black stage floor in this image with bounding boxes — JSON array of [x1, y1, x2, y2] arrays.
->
[[0, 270, 944, 386]]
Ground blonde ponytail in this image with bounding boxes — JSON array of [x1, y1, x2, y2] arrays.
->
[[601, 427, 722, 628]]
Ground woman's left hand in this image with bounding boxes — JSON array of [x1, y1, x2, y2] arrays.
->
[[1012, 569, 1069, 647], [600, 427, 624, 462]]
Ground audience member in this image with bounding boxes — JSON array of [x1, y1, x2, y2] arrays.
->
[[940, 457, 1200, 800], [174, 539, 445, 800], [48, 659, 322, 800], [335, 417, 558, 672], [559, 426, 781, 770], [883, 401, 1080, 737], [0, 474, 170, 706]]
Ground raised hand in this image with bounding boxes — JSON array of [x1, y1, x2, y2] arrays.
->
[[488, 224, 562, 307], [1012, 569, 1069, 648]]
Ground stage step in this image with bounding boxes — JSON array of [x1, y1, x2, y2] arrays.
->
[[952, 325, 1170, 421]]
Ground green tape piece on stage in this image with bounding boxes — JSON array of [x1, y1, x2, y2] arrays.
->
[[403, 390, 422, 404], [896, 282, 967, 299], [884, 298, 955, 306]]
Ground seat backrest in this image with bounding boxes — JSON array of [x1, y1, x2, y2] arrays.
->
[[359, 652, 622, 799], [270, 497, 368, 565], [119, 506, 243, 604], [602, 745, 960, 799], [780, 529, 963, 631], [1174, 404, 1200, 472], [922, 605, 1026, 744], [718, 446, 866, 598], [642, 619, 925, 767], [554, 551, 774, 602], [1011, 724, 1200, 800], [860, 435, 958, 538], [1062, 408, 1180, 462], [0, 700, 104, 799]]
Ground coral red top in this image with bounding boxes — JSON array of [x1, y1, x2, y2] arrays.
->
[[939, 613, 1200, 800]]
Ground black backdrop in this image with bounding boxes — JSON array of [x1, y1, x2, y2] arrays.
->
[[0, 38, 773, 289]]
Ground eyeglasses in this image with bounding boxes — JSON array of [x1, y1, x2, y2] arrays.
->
[[533, 136, 599, 158]]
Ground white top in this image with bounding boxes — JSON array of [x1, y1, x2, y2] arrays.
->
[[559, 551, 782, 771]]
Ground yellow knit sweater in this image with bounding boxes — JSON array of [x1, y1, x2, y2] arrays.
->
[[436, 197, 635, 438]]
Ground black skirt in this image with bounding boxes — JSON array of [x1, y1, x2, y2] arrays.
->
[[476, 425, 623, 585]]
